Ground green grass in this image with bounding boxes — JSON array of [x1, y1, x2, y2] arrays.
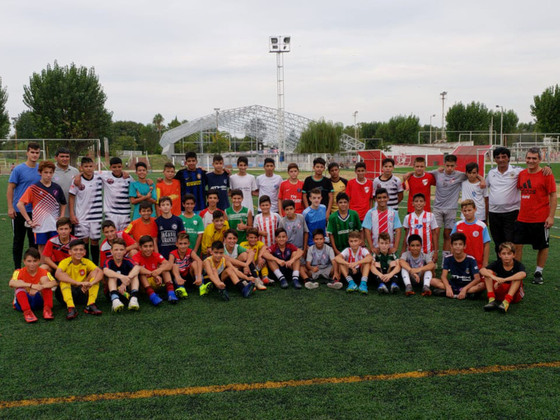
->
[[0, 174, 559, 419]]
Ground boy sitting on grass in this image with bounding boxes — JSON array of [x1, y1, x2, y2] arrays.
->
[[169, 232, 205, 298], [305, 229, 337, 290], [399, 234, 435, 297], [56, 239, 104, 320], [335, 231, 372, 294], [42, 217, 76, 274], [103, 238, 141, 312], [431, 232, 486, 299], [479, 242, 525, 314], [10, 248, 57, 323], [201, 209, 230, 256], [133, 235, 178, 306], [203, 241, 254, 301], [371, 232, 402, 295], [222, 229, 263, 290], [240, 227, 271, 285], [263, 228, 304, 289]]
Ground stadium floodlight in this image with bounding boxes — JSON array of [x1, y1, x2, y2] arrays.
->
[[269, 35, 291, 161], [440, 91, 447, 141], [496, 105, 504, 146], [429, 114, 436, 144]]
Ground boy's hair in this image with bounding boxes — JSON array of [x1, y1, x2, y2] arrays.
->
[[207, 190, 219, 199], [38, 160, 55, 173], [213, 154, 224, 163], [375, 187, 388, 198], [444, 154, 457, 163], [327, 161, 339, 171], [382, 157, 395, 166], [407, 234, 423, 245], [101, 220, 116, 230], [460, 199, 476, 209], [282, 199, 295, 210], [139, 235, 154, 246], [237, 156, 248, 166], [414, 156, 426, 164], [355, 162, 366, 170], [223, 229, 238, 239], [412, 193, 426, 201], [287, 162, 299, 171], [177, 232, 190, 242], [27, 142, 40, 151], [230, 189, 243, 198], [312, 228, 325, 238], [163, 161, 175, 170], [246, 227, 259, 237], [69, 239, 85, 249], [212, 209, 225, 220], [450, 232, 466, 245], [264, 157, 275, 166], [348, 231, 361, 240], [498, 241, 516, 253], [275, 227, 287, 237], [493, 147, 511, 159], [378, 232, 391, 242], [139, 201, 153, 211], [211, 241, 224, 251], [135, 161, 147, 170], [336, 192, 349, 203], [111, 238, 127, 248], [109, 157, 122, 166], [56, 217, 72, 229], [313, 157, 326, 166], [55, 147, 71, 156], [183, 193, 196, 204], [158, 196, 172, 206], [185, 151, 197, 160], [23, 247, 41, 260], [465, 162, 479, 173], [81, 156, 93, 165], [309, 188, 322, 197], [259, 195, 271, 204]]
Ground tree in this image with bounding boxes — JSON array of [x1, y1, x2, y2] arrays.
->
[[445, 101, 491, 141], [167, 116, 184, 130], [152, 113, 165, 139], [295, 119, 342, 153], [491, 109, 519, 138], [0, 77, 9, 139], [531, 85, 560, 133], [206, 131, 230, 154], [111, 120, 144, 141], [13, 111, 38, 140], [375, 115, 420, 144]]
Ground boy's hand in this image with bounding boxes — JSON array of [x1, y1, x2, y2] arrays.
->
[[432, 251, 438, 263], [154, 275, 162, 286], [257, 258, 265, 267], [237, 222, 247, 230], [118, 284, 127, 294], [194, 276, 203, 286], [285, 260, 293, 268], [278, 259, 286, 267], [457, 289, 467, 300], [312, 266, 319, 273], [146, 179, 153, 186], [445, 286, 454, 298], [412, 273, 420, 283], [70, 215, 79, 225], [81, 283, 92, 293]]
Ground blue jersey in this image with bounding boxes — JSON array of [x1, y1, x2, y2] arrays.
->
[[8, 163, 40, 212], [129, 181, 157, 220], [206, 172, 230, 211], [443, 254, 479, 289], [302, 204, 327, 246], [175, 168, 207, 212], [269, 243, 299, 261], [156, 215, 185, 259], [104, 257, 137, 276]]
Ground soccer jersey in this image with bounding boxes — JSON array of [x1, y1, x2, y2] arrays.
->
[[207, 172, 230, 211], [124, 218, 158, 243], [179, 214, 204, 251], [330, 178, 348, 212], [170, 249, 194, 276], [43, 234, 77, 263], [199, 208, 222, 229], [225, 206, 251, 243], [486, 259, 526, 284], [461, 180, 488, 221], [175, 167, 207, 212], [69, 174, 103, 223], [58, 257, 98, 283], [278, 179, 304, 213], [400, 251, 430, 269], [517, 169, 557, 223], [129, 181, 157, 220], [486, 165, 523, 213], [156, 215, 185, 259], [373, 175, 403, 209], [240, 240, 265, 260], [303, 176, 333, 208], [452, 220, 491, 267], [327, 210, 362, 252], [254, 212, 281, 248], [9, 162, 40, 213], [375, 252, 398, 271], [133, 251, 165, 271], [278, 214, 308, 249], [224, 244, 247, 259], [403, 211, 438, 254], [302, 205, 327, 246], [204, 256, 226, 275], [19, 181, 66, 233], [103, 257, 137, 276], [54, 165, 80, 217], [100, 171, 131, 218], [443, 254, 479, 288], [345, 178, 374, 220], [268, 243, 299, 261], [256, 173, 283, 213], [362, 208, 402, 248], [100, 231, 136, 267], [340, 246, 370, 265], [156, 179, 182, 216], [431, 170, 467, 210], [11, 267, 48, 286], [406, 173, 436, 213], [201, 221, 230, 255], [306, 244, 334, 268], [229, 173, 257, 212]]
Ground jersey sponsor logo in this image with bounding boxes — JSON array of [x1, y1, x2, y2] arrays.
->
[[197, 173, 201, 179]]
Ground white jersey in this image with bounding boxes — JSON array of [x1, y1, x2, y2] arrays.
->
[[254, 212, 281, 248], [230, 173, 257, 212], [461, 180, 488, 221], [485, 165, 523, 213], [100, 171, 131, 216], [256, 174, 283, 213], [373, 175, 403, 209], [69, 174, 103, 222], [403, 211, 438, 254]]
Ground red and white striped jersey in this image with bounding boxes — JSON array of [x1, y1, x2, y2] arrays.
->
[[253, 212, 281, 248], [340, 246, 370, 264], [403, 211, 438, 254]]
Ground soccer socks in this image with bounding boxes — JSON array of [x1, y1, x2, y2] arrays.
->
[[423, 271, 433, 287], [131, 289, 139, 298], [165, 282, 174, 293], [15, 290, 31, 312], [41, 288, 53, 308], [401, 270, 411, 286], [110, 291, 120, 301], [273, 269, 283, 279], [487, 291, 496, 303], [146, 286, 155, 296], [292, 270, 300, 283], [535, 266, 543, 274], [361, 276, 368, 285]]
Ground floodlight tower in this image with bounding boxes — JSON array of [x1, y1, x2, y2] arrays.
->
[[353, 111, 359, 141], [440, 91, 447, 141], [495, 105, 504, 146], [269, 35, 291, 160]]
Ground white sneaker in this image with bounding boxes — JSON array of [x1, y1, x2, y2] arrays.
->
[[305, 281, 319, 289], [128, 296, 139, 311], [327, 281, 343, 290], [112, 299, 124, 313]]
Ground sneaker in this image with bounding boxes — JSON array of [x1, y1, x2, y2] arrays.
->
[[149, 293, 163, 306], [242, 282, 254, 298], [421, 286, 432, 296], [128, 296, 140, 311], [255, 278, 267, 291], [498, 301, 510, 313], [23, 310, 38, 323], [84, 304, 102, 316], [218, 288, 230, 301], [43, 306, 54, 320], [532, 271, 544, 285], [358, 282, 368, 294], [346, 280, 358, 293], [199, 282, 212, 296], [305, 281, 317, 290], [175, 286, 188, 299], [168, 290, 179, 304], [377, 283, 389, 294], [432, 288, 446, 297], [280, 279, 289, 289], [111, 299, 124, 313], [405, 284, 415, 296], [327, 281, 343, 290], [390, 283, 400, 294], [66, 307, 78, 320], [262, 277, 273, 285], [484, 300, 499, 312], [293, 279, 303, 289]]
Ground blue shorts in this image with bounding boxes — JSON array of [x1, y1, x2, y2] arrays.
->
[[35, 231, 57, 245], [13, 292, 44, 311]]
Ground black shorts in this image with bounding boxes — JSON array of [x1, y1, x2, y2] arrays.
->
[[513, 221, 549, 250]]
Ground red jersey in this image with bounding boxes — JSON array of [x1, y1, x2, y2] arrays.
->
[[406, 173, 436, 212], [124, 217, 158, 242], [517, 169, 557, 223], [133, 251, 165, 272], [156, 180, 182, 216], [452, 220, 491, 267], [12, 267, 49, 285], [345, 178, 374, 221], [43, 234, 77, 263], [170, 248, 194, 276], [278, 179, 304, 213], [100, 231, 136, 267], [403, 211, 437, 254]]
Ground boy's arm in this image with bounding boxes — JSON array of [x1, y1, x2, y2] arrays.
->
[[6, 182, 16, 219], [68, 194, 78, 224], [392, 228, 402, 254], [399, 258, 412, 272], [154, 260, 173, 275], [43, 256, 59, 272], [387, 259, 401, 277], [192, 233, 203, 255], [334, 254, 349, 266], [59, 204, 67, 218], [484, 196, 489, 222], [440, 269, 454, 297], [482, 242, 490, 268], [326, 191, 333, 218], [55, 268, 81, 286], [247, 210, 254, 228], [364, 228, 373, 251], [400, 228, 409, 255], [545, 191, 557, 228], [419, 261, 435, 273], [289, 248, 303, 263], [459, 273, 481, 296], [328, 234, 340, 254], [358, 254, 373, 266]]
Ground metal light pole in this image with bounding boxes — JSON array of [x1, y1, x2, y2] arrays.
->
[[495, 105, 504, 146], [440, 91, 447, 141], [353, 111, 359, 141], [11, 117, 18, 160], [214, 108, 220, 131], [269, 35, 291, 161], [429, 114, 436, 144]]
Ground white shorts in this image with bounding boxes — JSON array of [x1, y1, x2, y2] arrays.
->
[[311, 266, 333, 280], [432, 208, 457, 230], [105, 214, 130, 232], [74, 221, 102, 240]]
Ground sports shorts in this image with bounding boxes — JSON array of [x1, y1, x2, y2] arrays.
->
[[432, 208, 458, 230], [513, 221, 549, 250], [74, 221, 102, 240]]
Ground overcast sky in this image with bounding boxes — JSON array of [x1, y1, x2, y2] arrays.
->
[[1, 0, 559, 130]]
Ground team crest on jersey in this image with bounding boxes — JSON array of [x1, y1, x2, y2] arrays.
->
[[197, 173, 201, 179], [159, 225, 164, 230], [472, 231, 479, 237], [172, 224, 178, 230], [79, 184, 85, 190], [193, 220, 198, 225], [365, 187, 370, 193], [79, 269, 85, 276], [297, 188, 302, 193], [422, 179, 428, 186], [414, 223, 423, 229], [107, 178, 114, 184]]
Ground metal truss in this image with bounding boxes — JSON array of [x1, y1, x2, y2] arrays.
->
[[340, 133, 365, 151]]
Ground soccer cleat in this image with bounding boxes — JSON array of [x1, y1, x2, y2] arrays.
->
[[346, 280, 358, 293], [405, 284, 415, 296], [484, 300, 499, 312], [262, 277, 273, 285], [84, 304, 102, 316], [111, 299, 125, 313], [242, 282, 254, 298], [377, 283, 389, 294], [421, 286, 432, 297], [532, 271, 544, 285], [280, 279, 289, 289], [498, 301, 510, 313], [358, 282, 369, 294], [327, 281, 343, 290], [199, 282, 212, 296], [149, 293, 163, 306], [390, 283, 400, 294], [23, 310, 38, 323], [305, 281, 319, 290], [219, 288, 230, 301], [43, 306, 54, 320], [167, 290, 179, 304], [128, 297, 140, 311], [255, 278, 267, 291], [293, 279, 303, 289], [432, 288, 446, 297], [175, 287, 188, 299], [66, 307, 78, 320]]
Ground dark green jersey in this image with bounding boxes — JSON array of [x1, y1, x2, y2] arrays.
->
[[225, 206, 250, 243], [375, 252, 397, 272], [326, 210, 362, 252]]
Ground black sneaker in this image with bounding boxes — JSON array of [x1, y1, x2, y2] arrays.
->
[[532, 272, 544, 285], [483, 300, 499, 312], [219, 288, 230, 301], [84, 304, 103, 316]]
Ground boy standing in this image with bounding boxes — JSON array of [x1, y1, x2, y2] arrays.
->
[[156, 196, 186, 259], [156, 162, 182, 216], [179, 194, 204, 255], [229, 156, 257, 213], [199, 190, 223, 228], [327, 192, 362, 256], [206, 154, 230, 211], [405, 157, 436, 213], [124, 201, 158, 247], [256, 157, 283, 213], [402, 193, 438, 262], [130, 161, 157, 220], [400, 234, 435, 296], [254, 195, 281, 248], [345, 162, 374, 221], [373, 158, 403, 210], [278, 199, 309, 250], [328, 162, 348, 213], [175, 151, 207, 213], [225, 189, 252, 243], [103, 238, 141, 312], [452, 199, 491, 269], [302, 157, 334, 216], [335, 231, 372, 294], [100, 157, 132, 231], [371, 232, 401, 294], [362, 188, 402, 254], [461, 162, 488, 223], [302, 188, 328, 248], [278, 163, 304, 215]]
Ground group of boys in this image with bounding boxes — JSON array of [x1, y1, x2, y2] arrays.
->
[[8, 145, 556, 323]]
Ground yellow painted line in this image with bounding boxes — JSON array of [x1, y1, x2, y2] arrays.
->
[[1, 361, 560, 410]]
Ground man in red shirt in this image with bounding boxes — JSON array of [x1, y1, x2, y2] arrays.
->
[[405, 157, 436, 213], [514, 147, 557, 284], [345, 162, 374, 221]]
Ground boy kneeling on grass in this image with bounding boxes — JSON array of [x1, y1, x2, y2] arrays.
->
[[335, 230, 372, 294], [55, 239, 104, 320], [103, 238, 141, 313], [169, 232, 206, 298], [479, 242, 525, 314], [263, 227, 305, 289], [203, 241, 254, 301], [399, 234, 435, 297], [9, 248, 57, 323], [431, 232, 486, 299], [371, 232, 402, 295], [133, 235, 178, 306]]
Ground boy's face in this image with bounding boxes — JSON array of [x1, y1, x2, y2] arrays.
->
[[408, 240, 422, 256], [264, 162, 275, 175], [186, 157, 197, 170], [141, 241, 154, 257], [466, 168, 478, 182], [260, 201, 271, 213], [231, 195, 243, 208], [81, 162, 95, 177], [413, 197, 425, 212], [313, 163, 325, 176], [177, 239, 190, 253], [57, 224, 72, 239], [376, 193, 389, 210], [247, 234, 258, 246], [461, 205, 476, 221], [451, 240, 465, 256], [499, 248, 515, 264], [213, 160, 224, 173], [238, 161, 248, 174], [27, 148, 41, 163], [224, 234, 238, 248], [337, 199, 349, 212], [103, 226, 117, 241], [70, 245, 86, 261], [313, 234, 325, 247], [382, 162, 394, 177], [275, 232, 287, 246], [288, 168, 299, 179], [23, 255, 40, 272], [378, 239, 391, 253], [111, 244, 126, 260], [444, 161, 456, 174], [329, 166, 340, 180], [207, 194, 219, 207], [310, 193, 322, 207], [110, 163, 123, 176], [163, 167, 175, 180], [136, 166, 147, 179], [213, 217, 225, 230], [41, 167, 54, 183], [184, 199, 195, 214], [140, 207, 152, 220], [348, 237, 361, 250], [414, 161, 425, 176], [355, 167, 366, 180], [159, 201, 172, 214], [284, 206, 295, 218], [211, 248, 224, 261]]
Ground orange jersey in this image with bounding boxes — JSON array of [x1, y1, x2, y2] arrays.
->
[[12, 267, 49, 285], [156, 179, 182, 216], [124, 217, 158, 242]]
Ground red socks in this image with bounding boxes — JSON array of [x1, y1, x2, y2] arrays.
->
[[16, 291, 31, 312]]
